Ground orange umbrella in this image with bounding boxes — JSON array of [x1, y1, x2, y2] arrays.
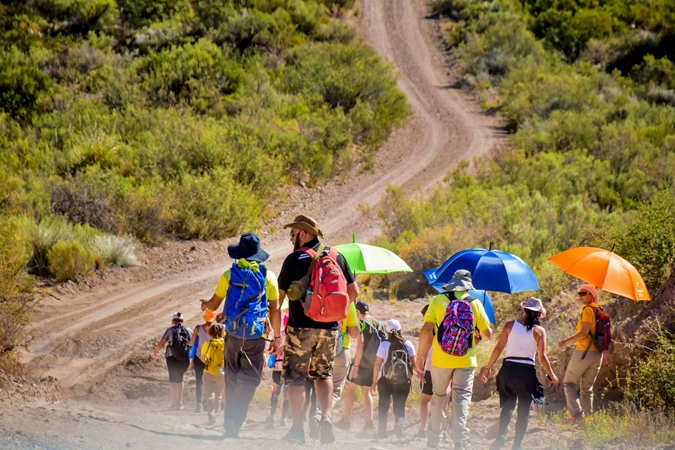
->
[[549, 247, 650, 301]]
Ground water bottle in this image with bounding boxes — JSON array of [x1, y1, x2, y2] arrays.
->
[[220, 368, 225, 375], [267, 353, 277, 369]]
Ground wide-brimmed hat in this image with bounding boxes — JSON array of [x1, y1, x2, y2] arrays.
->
[[385, 319, 401, 333], [283, 215, 324, 238], [228, 233, 269, 262], [442, 269, 475, 292], [520, 297, 546, 318], [355, 301, 369, 314]]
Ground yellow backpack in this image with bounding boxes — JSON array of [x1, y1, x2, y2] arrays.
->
[[203, 338, 225, 374]]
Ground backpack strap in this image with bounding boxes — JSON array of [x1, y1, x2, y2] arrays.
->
[[580, 306, 599, 360]]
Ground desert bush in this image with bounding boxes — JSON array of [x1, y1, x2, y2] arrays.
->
[[47, 240, 96, 282], [0, 48, 52, 122], [94, 235, 140, 267]]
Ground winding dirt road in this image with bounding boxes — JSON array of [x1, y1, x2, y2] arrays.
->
[[23, 0, 498, 395]]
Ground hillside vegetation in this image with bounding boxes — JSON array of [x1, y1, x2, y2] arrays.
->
[[381, 0, 675, 300], [0, 0, 408, 277]]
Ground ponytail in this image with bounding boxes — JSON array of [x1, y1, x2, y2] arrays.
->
[[388, 329, 405, 347], [524, 309, 541, 332]]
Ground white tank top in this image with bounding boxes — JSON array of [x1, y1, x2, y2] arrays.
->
[[504, 320, 537, 365]]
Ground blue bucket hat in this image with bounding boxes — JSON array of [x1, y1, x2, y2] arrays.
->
[[228, 233, 269, 262]]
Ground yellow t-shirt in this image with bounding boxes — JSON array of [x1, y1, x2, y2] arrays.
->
[[214, 259, 280, 302], [576, 304, 600, 351], [340, 302, 359, 349], [424, 293, 490, 369]]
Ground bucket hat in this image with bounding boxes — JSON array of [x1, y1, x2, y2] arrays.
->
[[442, 269, 475, 292], [283, 215, 324, 238], [355, 301, 369, 314], [520, 297, 546, 318], [385, 319, 401, 333], [227, 233, 269, 262]]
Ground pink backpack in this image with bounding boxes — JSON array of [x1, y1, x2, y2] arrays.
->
[[437, 294, 475, 357]]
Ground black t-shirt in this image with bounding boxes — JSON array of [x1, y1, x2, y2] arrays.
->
[[278, 238, 356, 330]]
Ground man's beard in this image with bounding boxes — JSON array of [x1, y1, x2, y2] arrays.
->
[[293, 234, 302, 251]]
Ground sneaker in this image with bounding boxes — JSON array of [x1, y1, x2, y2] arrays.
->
[[208, 414, 216, 425], [416, 430, 426, 439], [320, 415, 335, 444], [361, 421, 375, 433], [309, 414, 320, 440], [395, 418, 405, 439], [266, 415, 275, 425], [282, 427, 306, 444], [279, 417, 287, 427], [570, 410, 585, 422], [169, 404, 184, 411], [335, 419, 351, 431], [193, 404, 202, 413]]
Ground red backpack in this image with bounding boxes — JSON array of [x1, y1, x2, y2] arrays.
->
[[300, 245, 350, 323]]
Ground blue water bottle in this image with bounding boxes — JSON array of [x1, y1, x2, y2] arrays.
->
[[267, 353, 277, 369]]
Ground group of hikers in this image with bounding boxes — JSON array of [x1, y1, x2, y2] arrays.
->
[[154, 214, 607, 449]]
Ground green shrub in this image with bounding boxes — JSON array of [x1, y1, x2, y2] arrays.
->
[[47, 240, 96, 282], [0, 48, 52, 122], [626, 326, 675, 411]]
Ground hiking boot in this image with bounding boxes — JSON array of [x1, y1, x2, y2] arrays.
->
[[309, 414, 321, 440], [395, 418, 405, 439], [320, 415, 335, 444], [335, 419, 351, 431], [193, 403, 202, 413], [416, 429, 426, 439], [282, 427, 306, 444]]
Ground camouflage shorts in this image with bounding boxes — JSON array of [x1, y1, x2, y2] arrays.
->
[[283, 326, 338, 386]]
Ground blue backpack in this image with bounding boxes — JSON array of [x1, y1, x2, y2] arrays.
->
[[223, 262, 268, 339]]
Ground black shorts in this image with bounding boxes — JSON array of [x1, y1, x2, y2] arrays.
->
[[421, 370, 433, 396], [347, 363, 375, 387], [166, 356, 190, 383]]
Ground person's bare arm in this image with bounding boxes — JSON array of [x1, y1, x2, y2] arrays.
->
[[153, 339, 167, 356], [535, 327, 559, 384], [372, 356, 384, 390], [347, 282, 359, 302], [189, 327, 198, 347], [348, 324, 359, 340], [479, 326, 493, 340], [558, 322, 590, 349], [481, 321, 513, 383], [268, 291, 284, 354], [200, 294, 224, 312], [416, 322, 435, 376]]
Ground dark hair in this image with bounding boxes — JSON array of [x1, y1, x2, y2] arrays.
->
[[421, 304, 429, 317], [388, 329, 405, 347], [208, 323, 225, 339], [524, 309, 541, 331]]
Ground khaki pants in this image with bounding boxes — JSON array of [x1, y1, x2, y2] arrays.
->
[[429, 366, 475, 448], [563, 350, 602, 416]]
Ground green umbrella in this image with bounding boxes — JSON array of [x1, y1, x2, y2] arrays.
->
[[335, 235, 413, 274]]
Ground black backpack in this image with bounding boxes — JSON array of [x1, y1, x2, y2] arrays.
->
[[361, 318, 386, 368], [171, 325, 191, 361], [382, 341, 413, 385]]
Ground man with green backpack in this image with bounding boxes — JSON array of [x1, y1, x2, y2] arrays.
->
[[200, 233, 280, 438]]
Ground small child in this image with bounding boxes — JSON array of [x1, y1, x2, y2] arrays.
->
[[372, 319, 416, 439], [202, 323, 226, 425]]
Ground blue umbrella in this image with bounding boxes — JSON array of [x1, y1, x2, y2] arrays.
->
[[424, 269, 496, 324], [427, 248, 540, 294]]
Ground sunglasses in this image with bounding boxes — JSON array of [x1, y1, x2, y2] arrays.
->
[[577, 292, 589, 296]]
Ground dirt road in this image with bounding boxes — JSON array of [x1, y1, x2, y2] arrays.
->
[[4, 0, 505, 447]]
